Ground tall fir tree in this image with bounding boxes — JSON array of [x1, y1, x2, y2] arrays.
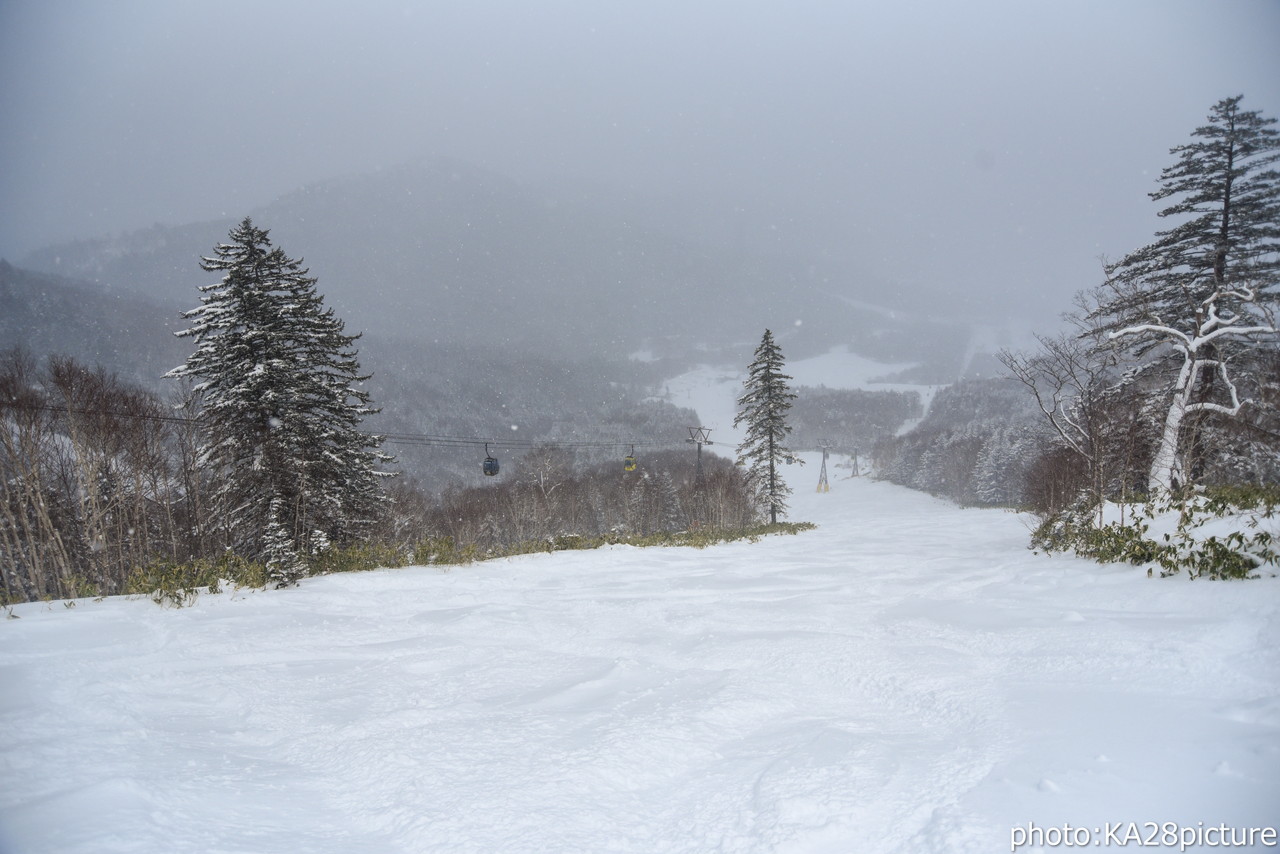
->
[[1086, 95, 1280, 492], [734, 329, 802, 523], [168, 218, 392, 584], [1098, 96, 1279, 327]]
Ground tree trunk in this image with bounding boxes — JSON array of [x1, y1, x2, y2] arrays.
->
[[1149, 357, 1194, 493]]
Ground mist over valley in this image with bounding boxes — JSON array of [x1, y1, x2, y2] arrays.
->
[[4, 155, 1018, 490]]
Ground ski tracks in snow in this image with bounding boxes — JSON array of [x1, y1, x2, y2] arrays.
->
[[218, 491, 1018, 853], [2, 465, 1277, 852]]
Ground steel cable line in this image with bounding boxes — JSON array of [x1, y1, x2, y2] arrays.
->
[[379, 433, 683, 452], [8, 401, 202, 427], [6, 400, 684, 454]]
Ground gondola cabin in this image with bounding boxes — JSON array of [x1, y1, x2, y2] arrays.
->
[[482, 444, 500, 476], [623, 454, 637, 472]]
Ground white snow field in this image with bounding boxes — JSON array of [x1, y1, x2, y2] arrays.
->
[[2, 465, 1278, 854], [3, 351, 1279, 853]]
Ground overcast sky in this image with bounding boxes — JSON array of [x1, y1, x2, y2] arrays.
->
[[2, 0, 1278, 324]]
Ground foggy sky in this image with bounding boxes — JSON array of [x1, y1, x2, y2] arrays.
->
[[2, 0, 1278, 326]]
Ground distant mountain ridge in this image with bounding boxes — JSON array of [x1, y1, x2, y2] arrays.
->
[[0, 259, 189, 387], [18, 157, 1001, 378]]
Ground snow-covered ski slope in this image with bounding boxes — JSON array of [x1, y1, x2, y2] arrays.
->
[[661, 345, 939, 445], [2, 464, 1278, 853], [3, 350, 1278, 853]]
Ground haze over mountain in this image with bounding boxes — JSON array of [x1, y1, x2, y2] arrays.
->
[[0, 260, 189, 388], [16, 157, 1014, 380]]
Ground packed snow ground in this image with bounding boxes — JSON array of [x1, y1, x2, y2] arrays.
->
[[4, 351, 1279, 852], [2, 464, 1278, 853]]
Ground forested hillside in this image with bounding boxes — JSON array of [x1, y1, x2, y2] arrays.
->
[[873, 378, 1042, 507], [787, 386, 922, 456], [0, 344, 723, 604], [0, 253, 702, 493], [0, 260, 188, 387]]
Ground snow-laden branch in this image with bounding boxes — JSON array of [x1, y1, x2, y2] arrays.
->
[[1109, 322, 1190, 348], [1184, 358, 1246, 418]]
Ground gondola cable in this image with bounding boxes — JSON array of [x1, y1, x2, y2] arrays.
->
[[6, 400, 684, 461]]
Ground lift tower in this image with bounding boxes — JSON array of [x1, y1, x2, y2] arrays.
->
[[686, 427, 714, 526], [816, 444, 831, 493]]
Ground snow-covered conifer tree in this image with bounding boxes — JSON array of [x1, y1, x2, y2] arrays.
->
[[168, 218, 392, 584], [734, 329, 802, 523], [1087, 95, 1280, 493], [657, 470, 684, 532]]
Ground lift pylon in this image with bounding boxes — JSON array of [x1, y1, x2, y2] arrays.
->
[[686, 427, 713, 525]]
